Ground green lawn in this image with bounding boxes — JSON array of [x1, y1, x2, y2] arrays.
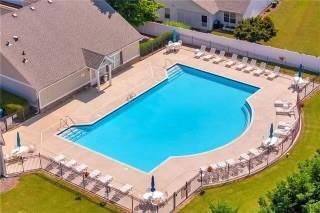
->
[[1, 173, 121, 213], [211, 0, 320, 56], [0, 89, 29, 118], [180, 91, 320, 213], [266, 0, 320, 56]]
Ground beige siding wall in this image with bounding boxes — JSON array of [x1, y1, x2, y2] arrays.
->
[[122, 41, 140, 64], [39, 68, 90, 109]]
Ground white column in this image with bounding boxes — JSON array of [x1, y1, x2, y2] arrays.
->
[[108, 64, 112, 86], [0, 133, 7, 177], [95, 69, 100, 91]]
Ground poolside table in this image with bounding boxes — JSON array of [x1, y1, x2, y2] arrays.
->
[[11, 146, 29, 156], [143, 191, 164, 201]]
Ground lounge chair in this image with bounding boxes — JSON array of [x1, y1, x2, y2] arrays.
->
[[253, 62, 266, 76], [225, 54, 238, 67], [119, 184, 133, 194], [89, 169, 101, 179], [278, 120, 296, 129], [52, 154, 65, 163], [243, 59, 257, 73], [212, 51, 226, 64], [235, 57, 248, 70], [203, 48, 216, 61], [225, 159, 236, 166], [239, 153, 250, 161], [274, 100, 292, 108], [276, 105, 295, 115], [74, 163, 88, 173], [267, 66, 280, 80], [97, 175, 113, 185], [274, 128, 291, 137], [62, 159, 77, 168], [194, 45, 206, 58], [248, 148, 261, 157]]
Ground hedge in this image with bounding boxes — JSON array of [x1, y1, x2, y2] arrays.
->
[[0, 89, 30, 119], [140, 32, 173, 57]]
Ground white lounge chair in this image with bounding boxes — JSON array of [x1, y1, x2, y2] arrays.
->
[[88, 170, 101, 179], [235, 57, 248, 70], [278, 120, 296, 129], [74, 163, 88, 173], [274, 128, 291, 137], [52, 154, 65, 163], [225, 54, 238, 67], [225, 159, 236, 166], [248, 148, 261, 157], [253, 62, 266, 76], [244, 59, 257, 73], [119, 184, 133, 194], [267, 66, 280, 80], [97, 175, 113, 185], [239, 153, 250, 161], [62, 159, 77, 168], [203, 48, 216, 61], [194, 45, 206, 58], [274, 100, 292, 108], [212, 51, 226, 64], [276, 105, 295, 115]]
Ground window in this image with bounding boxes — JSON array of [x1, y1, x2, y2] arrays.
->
[[165, 8, 170, 19], [201, 15, 208, 27], [224, 12, 230, 22], [230, 13, 236, 24], [224, 12, 236, 24]]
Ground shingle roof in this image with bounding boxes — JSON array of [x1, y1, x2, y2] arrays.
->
[[192, 0, 251, 14], [0, 0, 142, 91]]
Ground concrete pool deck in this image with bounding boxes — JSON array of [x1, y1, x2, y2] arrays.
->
[[3, 46, 298, 196]]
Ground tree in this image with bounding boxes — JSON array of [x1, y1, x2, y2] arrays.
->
[[107, 0, 163, 26], [209, 202, 238, 213], [259, 150, 320, 213], [234, 17, 277, 43]]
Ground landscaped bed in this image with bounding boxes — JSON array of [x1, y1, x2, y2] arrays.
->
[[0, 173, 121, 213], [180, 91, 320, 212], [0, 89, 29, 119]]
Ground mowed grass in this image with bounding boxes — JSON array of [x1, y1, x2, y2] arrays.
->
[[265, 0, 320, 56], [180, 91, 320, 213], [1, 173, 121, 213]]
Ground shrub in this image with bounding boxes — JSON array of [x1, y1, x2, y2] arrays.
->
[[165, 20, 191, 29], [234, 16, 277, 43], [139, 32, 172, 56]]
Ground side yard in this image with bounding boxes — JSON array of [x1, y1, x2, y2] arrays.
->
[[180, 91, 320, 212], [0, 173, 121, 213], [0, 89, 29, 119]]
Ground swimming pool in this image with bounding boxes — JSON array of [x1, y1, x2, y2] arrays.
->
[[59, 64, 259, 173]]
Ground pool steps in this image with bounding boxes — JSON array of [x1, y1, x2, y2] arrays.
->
[[167, 66, 183, 80], [61, 128, 87, 141]]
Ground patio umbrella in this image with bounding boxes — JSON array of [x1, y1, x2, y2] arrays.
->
[[151, 175, 156, 192], [269, 123, 274, 138], [298, 64, 303, 78], [172, 30, 177, 42], [16, 132, 21, 148]]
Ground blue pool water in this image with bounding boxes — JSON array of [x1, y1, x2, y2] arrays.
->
[[60, 64, 259, 173]]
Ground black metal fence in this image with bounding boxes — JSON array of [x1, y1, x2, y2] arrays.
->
[[4, 79, 319, 212]]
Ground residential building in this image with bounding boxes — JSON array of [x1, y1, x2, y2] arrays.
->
[[0, 0, 142, 110], [157, 0, 271, 31]]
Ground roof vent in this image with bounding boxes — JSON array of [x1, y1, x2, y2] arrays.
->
[[22, 50, 26, 55], [30, 6, 36, 11], [48, 0, 53, 4], [6, 41, 12, 47], [22, 58, 28, 63], [12, 13, 18, 17], [13, 36, 19, 42]]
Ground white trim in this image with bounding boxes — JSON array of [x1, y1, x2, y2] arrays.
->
[[0, 74, 36, 91]]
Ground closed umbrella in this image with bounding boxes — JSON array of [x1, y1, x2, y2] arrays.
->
[[16, 132, 21, 148], [298, 64, 303, 78], [172, 30, 177, 42], [269, 123, 274, 138], [151, 175, 156, 192]]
